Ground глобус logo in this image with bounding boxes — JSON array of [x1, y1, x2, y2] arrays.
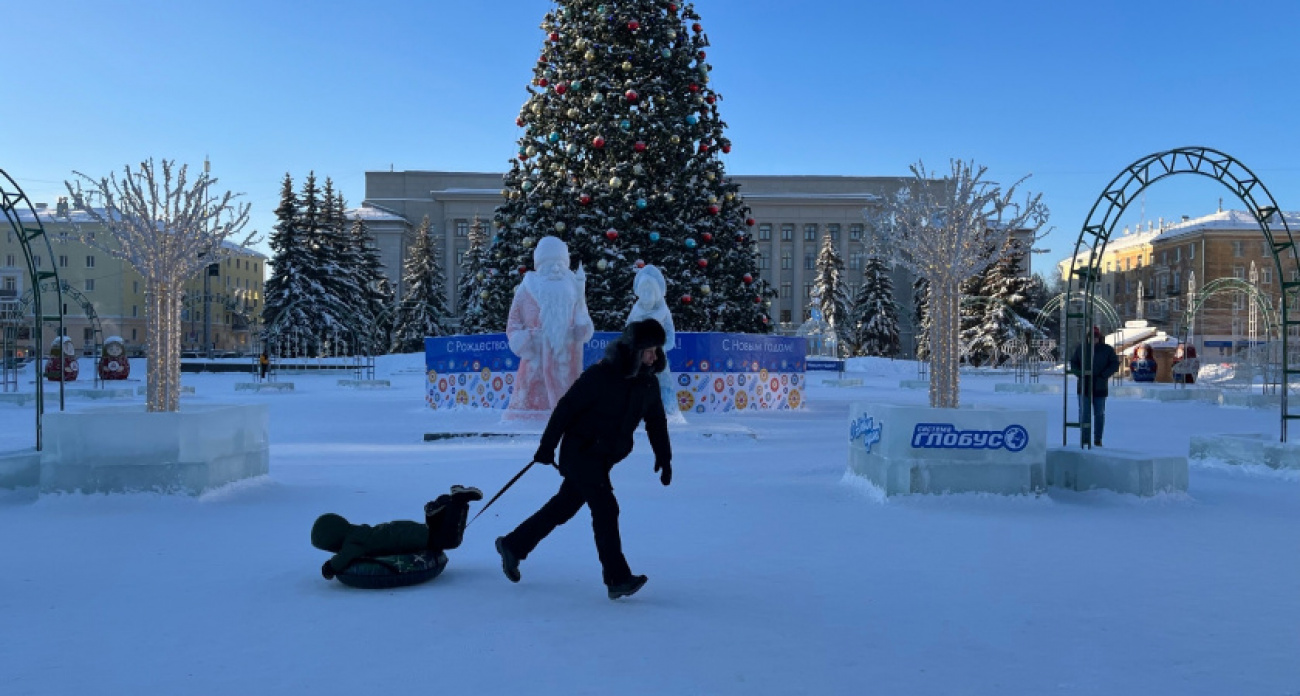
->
[[911, 423, 1029, 452]]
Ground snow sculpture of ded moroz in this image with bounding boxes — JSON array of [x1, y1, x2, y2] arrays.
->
[[625, 264, 686, 424], [504, 236, 595, 419]]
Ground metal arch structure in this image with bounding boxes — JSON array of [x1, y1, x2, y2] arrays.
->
[[1179, 277, 1280, 343], [0, 169, 66, 450], [16, 280, 107, 387], [1036, 292, 1123, 337], [1065, 147, 1300, 446], [259, 302, 378, 380]]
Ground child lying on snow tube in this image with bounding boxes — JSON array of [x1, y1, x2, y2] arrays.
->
[[310, 485, 483, 589]]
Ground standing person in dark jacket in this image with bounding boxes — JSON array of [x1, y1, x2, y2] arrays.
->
[[1069, 326, 1120, 447], [495, 319, 673, 600]]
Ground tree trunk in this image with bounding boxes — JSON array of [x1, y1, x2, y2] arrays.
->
[[929, 279, 961, 409], [145, 279, 183, 412]]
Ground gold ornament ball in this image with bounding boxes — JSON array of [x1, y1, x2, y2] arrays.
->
[[542, 199, 553, 208], [585, 50, 596, 61], [480, 290, 490, 300], [523, 237, 536, 247], [597, 259, 608, 270], [664, 193, 675, 203], [670, 135, 680, 144], [568, 108, 580, 119], [621, 61, 633, 71], [706, 172, 716, 181], [526, 145, 537, 156], [554, 221, 566, 232], [700, 284, 712, 295], [609, 176, 622, 188], [709, 196, 718, 204], [725, 192, 734, 201]]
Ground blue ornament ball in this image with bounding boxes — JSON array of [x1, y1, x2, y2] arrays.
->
[[518, 145, 527, 155], [620, 119, 631, 130], [649, 232, 661, 242], [635, 198, 647, 209], [685, 238, 697, 249], [547, 132, 560, 143], [686, 115, 699, 125]]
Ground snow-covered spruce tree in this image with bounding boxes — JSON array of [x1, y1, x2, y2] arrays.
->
[[456, 215, 494, 334], [845, 254, 900, 357], [311, 179, 366, 346], [484, 0, 774, 332], [391, 216, 449, 352], [262, 173, 319, 353], [968, 239, 1040, 365], [912, 277, 930, 360], [346, 205, 394, 353], [66, 159, 253, 412], [875, 160, 1047, 409], [812, 232, 850, 353]]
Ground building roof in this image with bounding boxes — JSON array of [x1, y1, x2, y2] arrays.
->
[[344, 205, 408, 222], [1059, 209, 1300, 265]]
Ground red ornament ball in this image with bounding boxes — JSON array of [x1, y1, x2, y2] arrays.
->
[[538, 77, 549, 87], [754, 296, 762, 304], [605, 229, 619, 240], [633, 141, 647, 152], [701, 232, 713, 242], [668, 3, 678, 12], [635, 259, 646, 268], [743, 274, 753, 284], [579, 193, 592, 205], [697, 51, 707, 60], [628, 20, 640, 31], [549, 32, 559, 42], [518, 265, 528, 275], [722, 143, 731, 154], [688, 83, 700, 93], [518, 154, 527, 161], [692, 22, 702, 33], [515, 117, 524, 127], [699, 143, 710, 153], [707, 205, 720, 215], [555, 83, 568, 95], [697, 259, 708, 268], [706, 95, 715, 104], [592, 136, 606, 148], [681, 294, 693, 304], [745, 217, 756, 226], [625, 89, 638, 102]]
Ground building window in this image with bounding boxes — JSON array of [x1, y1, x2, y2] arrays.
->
[[2, 276, 15, 292], [850, 224, 863, 241], [1174, 248, 1181, 263], [1233, 241, 1244, 257], [780, 224, 793, 241], [133, 281, 139, 294], [827, 224, 841, 242], [804, 253, 814, 270], [1125, 258, 1131, 271], [1189, 244, 1195, 260], [781, 253, 792, 270], [849, 253, 862, 271], [132, 305, 138, 318], [58, 255, 69, 268], [84, 278, 95, 291], [4, 254, 13, 267], [131, 329, 137, 341], [758, 224, 772, 241], [780, 282, 791, 299], [1160, 251, 1167, 265], [803, 283, 814, 299], [758, 253, 769, 270], [1233, 266, 1245, 279], [1137, 256, 1143, 269], [455, 220, 468, 237], [86, 255, 96, 268], [803, 224, 817, 241], [83, 327, 93, 342], [456, 251, 465, 266], [780, 309, 791, 323], [1261, 241, 1270, 256], [1262, 268, 1273, 285]]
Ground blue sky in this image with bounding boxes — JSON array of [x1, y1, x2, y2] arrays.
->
[[4, 0, 1297, 276]]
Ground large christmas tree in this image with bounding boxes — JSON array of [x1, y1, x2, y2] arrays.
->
[[482, 0, 774, 332]]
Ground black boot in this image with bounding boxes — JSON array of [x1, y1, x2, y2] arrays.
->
[[450, 485, 483, 503], [607, 574, 648, 600], [495, 537, 521, 583]]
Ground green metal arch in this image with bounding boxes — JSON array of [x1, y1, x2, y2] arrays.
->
[[1180, 277, 1279, 341], [16, 279, 106, 385], [1037, 292, 1123, 336], [0, 169, 66, 450], [1065, 147, 1300, 445]]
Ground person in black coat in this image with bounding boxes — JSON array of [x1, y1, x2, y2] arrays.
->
[[495, 319, 673, 600], [1068, 326, 1120, 446]]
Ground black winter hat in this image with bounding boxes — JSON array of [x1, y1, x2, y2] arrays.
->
[[311, 513, 352, 552], [626, 319, 667, 352]]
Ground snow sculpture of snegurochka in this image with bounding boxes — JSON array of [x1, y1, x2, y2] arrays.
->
[[625, 264, 686, 424], [504, 236, 595, 420]]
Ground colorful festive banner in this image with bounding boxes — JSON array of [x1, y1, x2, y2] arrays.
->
[[425, 332, 807, 413]]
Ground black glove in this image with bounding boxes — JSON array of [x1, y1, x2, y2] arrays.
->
[[655, 460, 672, 486], [533, 448, 556, 466], [321, 560, 336, 580]]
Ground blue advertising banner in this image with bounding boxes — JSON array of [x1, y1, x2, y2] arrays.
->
[[425, 332, 807, 413]]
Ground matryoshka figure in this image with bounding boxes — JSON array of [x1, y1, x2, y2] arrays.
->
[[98, 336, 131, 380], [43, 335, 80, 382]]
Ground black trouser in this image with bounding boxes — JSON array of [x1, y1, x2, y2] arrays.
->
[[503, 468, 631, 586], [426, 501, 470, 552]]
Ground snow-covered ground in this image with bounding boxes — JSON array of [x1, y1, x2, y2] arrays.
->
[[1, 355, 1297, 695]]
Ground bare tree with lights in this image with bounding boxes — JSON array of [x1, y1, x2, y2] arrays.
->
[[874, 160, 1047, 408], [66, 159, 255, 412]]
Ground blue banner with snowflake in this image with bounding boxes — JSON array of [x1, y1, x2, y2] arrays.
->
[[425, 332, 806, 412]]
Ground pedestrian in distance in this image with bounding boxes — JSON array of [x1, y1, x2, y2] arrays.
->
[[495, 319, 674, 600], [1069, 325, 1119, 447]]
